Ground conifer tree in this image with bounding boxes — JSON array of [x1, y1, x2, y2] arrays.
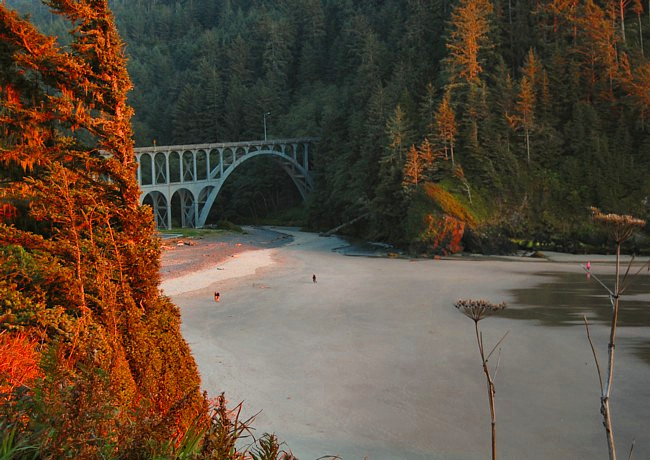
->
[[402, 144, 423, 188], [418, 82, 438, 139], [418, 137, 439, 182], [385, 104, 414, 164], [514, 75, 536, 164], [435, 92, 458, 165], [445, 0, 495, 86], [0, 1, 205, 455]]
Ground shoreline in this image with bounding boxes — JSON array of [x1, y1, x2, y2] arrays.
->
[[159, 225, 292, 281], [160, 248, 277, 296], [159, 227, 647, 296]]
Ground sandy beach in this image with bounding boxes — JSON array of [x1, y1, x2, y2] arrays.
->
[[162, 227, 650, 460]]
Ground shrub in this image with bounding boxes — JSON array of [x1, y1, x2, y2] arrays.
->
[[406, 182, 475, 255]]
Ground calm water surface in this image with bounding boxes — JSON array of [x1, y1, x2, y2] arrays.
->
[[506, 271, 650, 365]]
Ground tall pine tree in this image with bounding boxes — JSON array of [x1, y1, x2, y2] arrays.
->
[[0, 1, 206, 455]]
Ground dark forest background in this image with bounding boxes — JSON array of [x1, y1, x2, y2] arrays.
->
[[7, 0, 650, 252]]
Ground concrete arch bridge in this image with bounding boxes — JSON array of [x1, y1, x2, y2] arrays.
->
[[135, 138, 317, 229]]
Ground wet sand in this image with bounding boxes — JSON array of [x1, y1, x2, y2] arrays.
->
[[162, 227, 650, 460], [159, 226, 292, 283]]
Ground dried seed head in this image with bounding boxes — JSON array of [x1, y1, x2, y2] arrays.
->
[[589, 207, 646, 244], [454, 299, 506, 322]]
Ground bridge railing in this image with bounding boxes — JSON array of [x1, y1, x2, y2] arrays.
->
[[134, 137, 320, 154]]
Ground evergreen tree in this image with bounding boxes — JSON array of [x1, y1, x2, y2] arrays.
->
[[418, 81, 438, 139], [435, 91, 458, 165], [512, 73, 536, 164], [402, 144, 423, 188], [445, 0, 495, 86], [0, 2, 205, 454]]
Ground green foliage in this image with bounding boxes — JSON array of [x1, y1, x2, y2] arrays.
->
[[0, 422, 38, 460], [250, 434, 295, 460], [13, 0, 647, 246], [423, 183, 476, 227], [215, 220, 245, 233]]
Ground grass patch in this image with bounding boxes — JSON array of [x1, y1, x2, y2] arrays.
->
[[159, 228, 226, 238], [159, 226, 243, 239]]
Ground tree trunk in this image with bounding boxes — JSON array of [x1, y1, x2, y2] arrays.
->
[[639, 14, 644, 57], [450, 142, 455, 166], [525, 127, 531, 164], [619, 0, 626, 42]]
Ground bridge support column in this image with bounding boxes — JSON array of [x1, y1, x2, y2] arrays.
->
[[167, 192, 172, 229], [150, 155, 155, 186], [303, 142, 309, 170], [193, 150, 198, 182], [165, 152, 170, 186], [206, 150, 211, 180]]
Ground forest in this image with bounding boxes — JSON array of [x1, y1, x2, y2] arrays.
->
[[7, 0, 650, 254]]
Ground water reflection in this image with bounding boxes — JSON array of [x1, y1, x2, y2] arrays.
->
[[506, 271, 650, 365]]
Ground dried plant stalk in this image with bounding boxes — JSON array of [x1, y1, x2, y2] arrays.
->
[[585, 208, 647, 460], [455, 299, 507, 460]]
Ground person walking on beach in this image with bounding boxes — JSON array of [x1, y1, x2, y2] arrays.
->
[[312, 274, 317, 283], [214, 291, 221, 302]]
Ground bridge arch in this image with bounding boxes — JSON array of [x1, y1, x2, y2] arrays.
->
[[196, 150, 208, 180], [169, 151, 181, 183], [198, 186, 215, 218], [196, 147, 312, 227], [209, 149, 220, 179], [154, 152, 167, 184], [136, 138, 317, 228], [142, 191, 169, 229], [182, 151, 195, 182], [140, 153, 153, 185], [171, 188, 196, 228]]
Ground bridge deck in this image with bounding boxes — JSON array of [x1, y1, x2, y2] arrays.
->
[[134, 137, 319, 154]]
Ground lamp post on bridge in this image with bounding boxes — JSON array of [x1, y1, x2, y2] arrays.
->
[[263, 111, 271, 141]]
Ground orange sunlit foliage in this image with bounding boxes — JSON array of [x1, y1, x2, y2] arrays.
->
[[0, 1, 206, 454], [446, 0, 494, 84], [435, 92, 457, 165], [421, 214, 466, 255], [0, 332, 42, 404], [403, 145, 423, 188], [619, 54, 650, 119], [408, 183, 474, 255], [0, 204, 18, 222]]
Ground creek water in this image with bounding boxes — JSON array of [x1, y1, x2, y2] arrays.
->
[[505, 271, 650, 365]]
